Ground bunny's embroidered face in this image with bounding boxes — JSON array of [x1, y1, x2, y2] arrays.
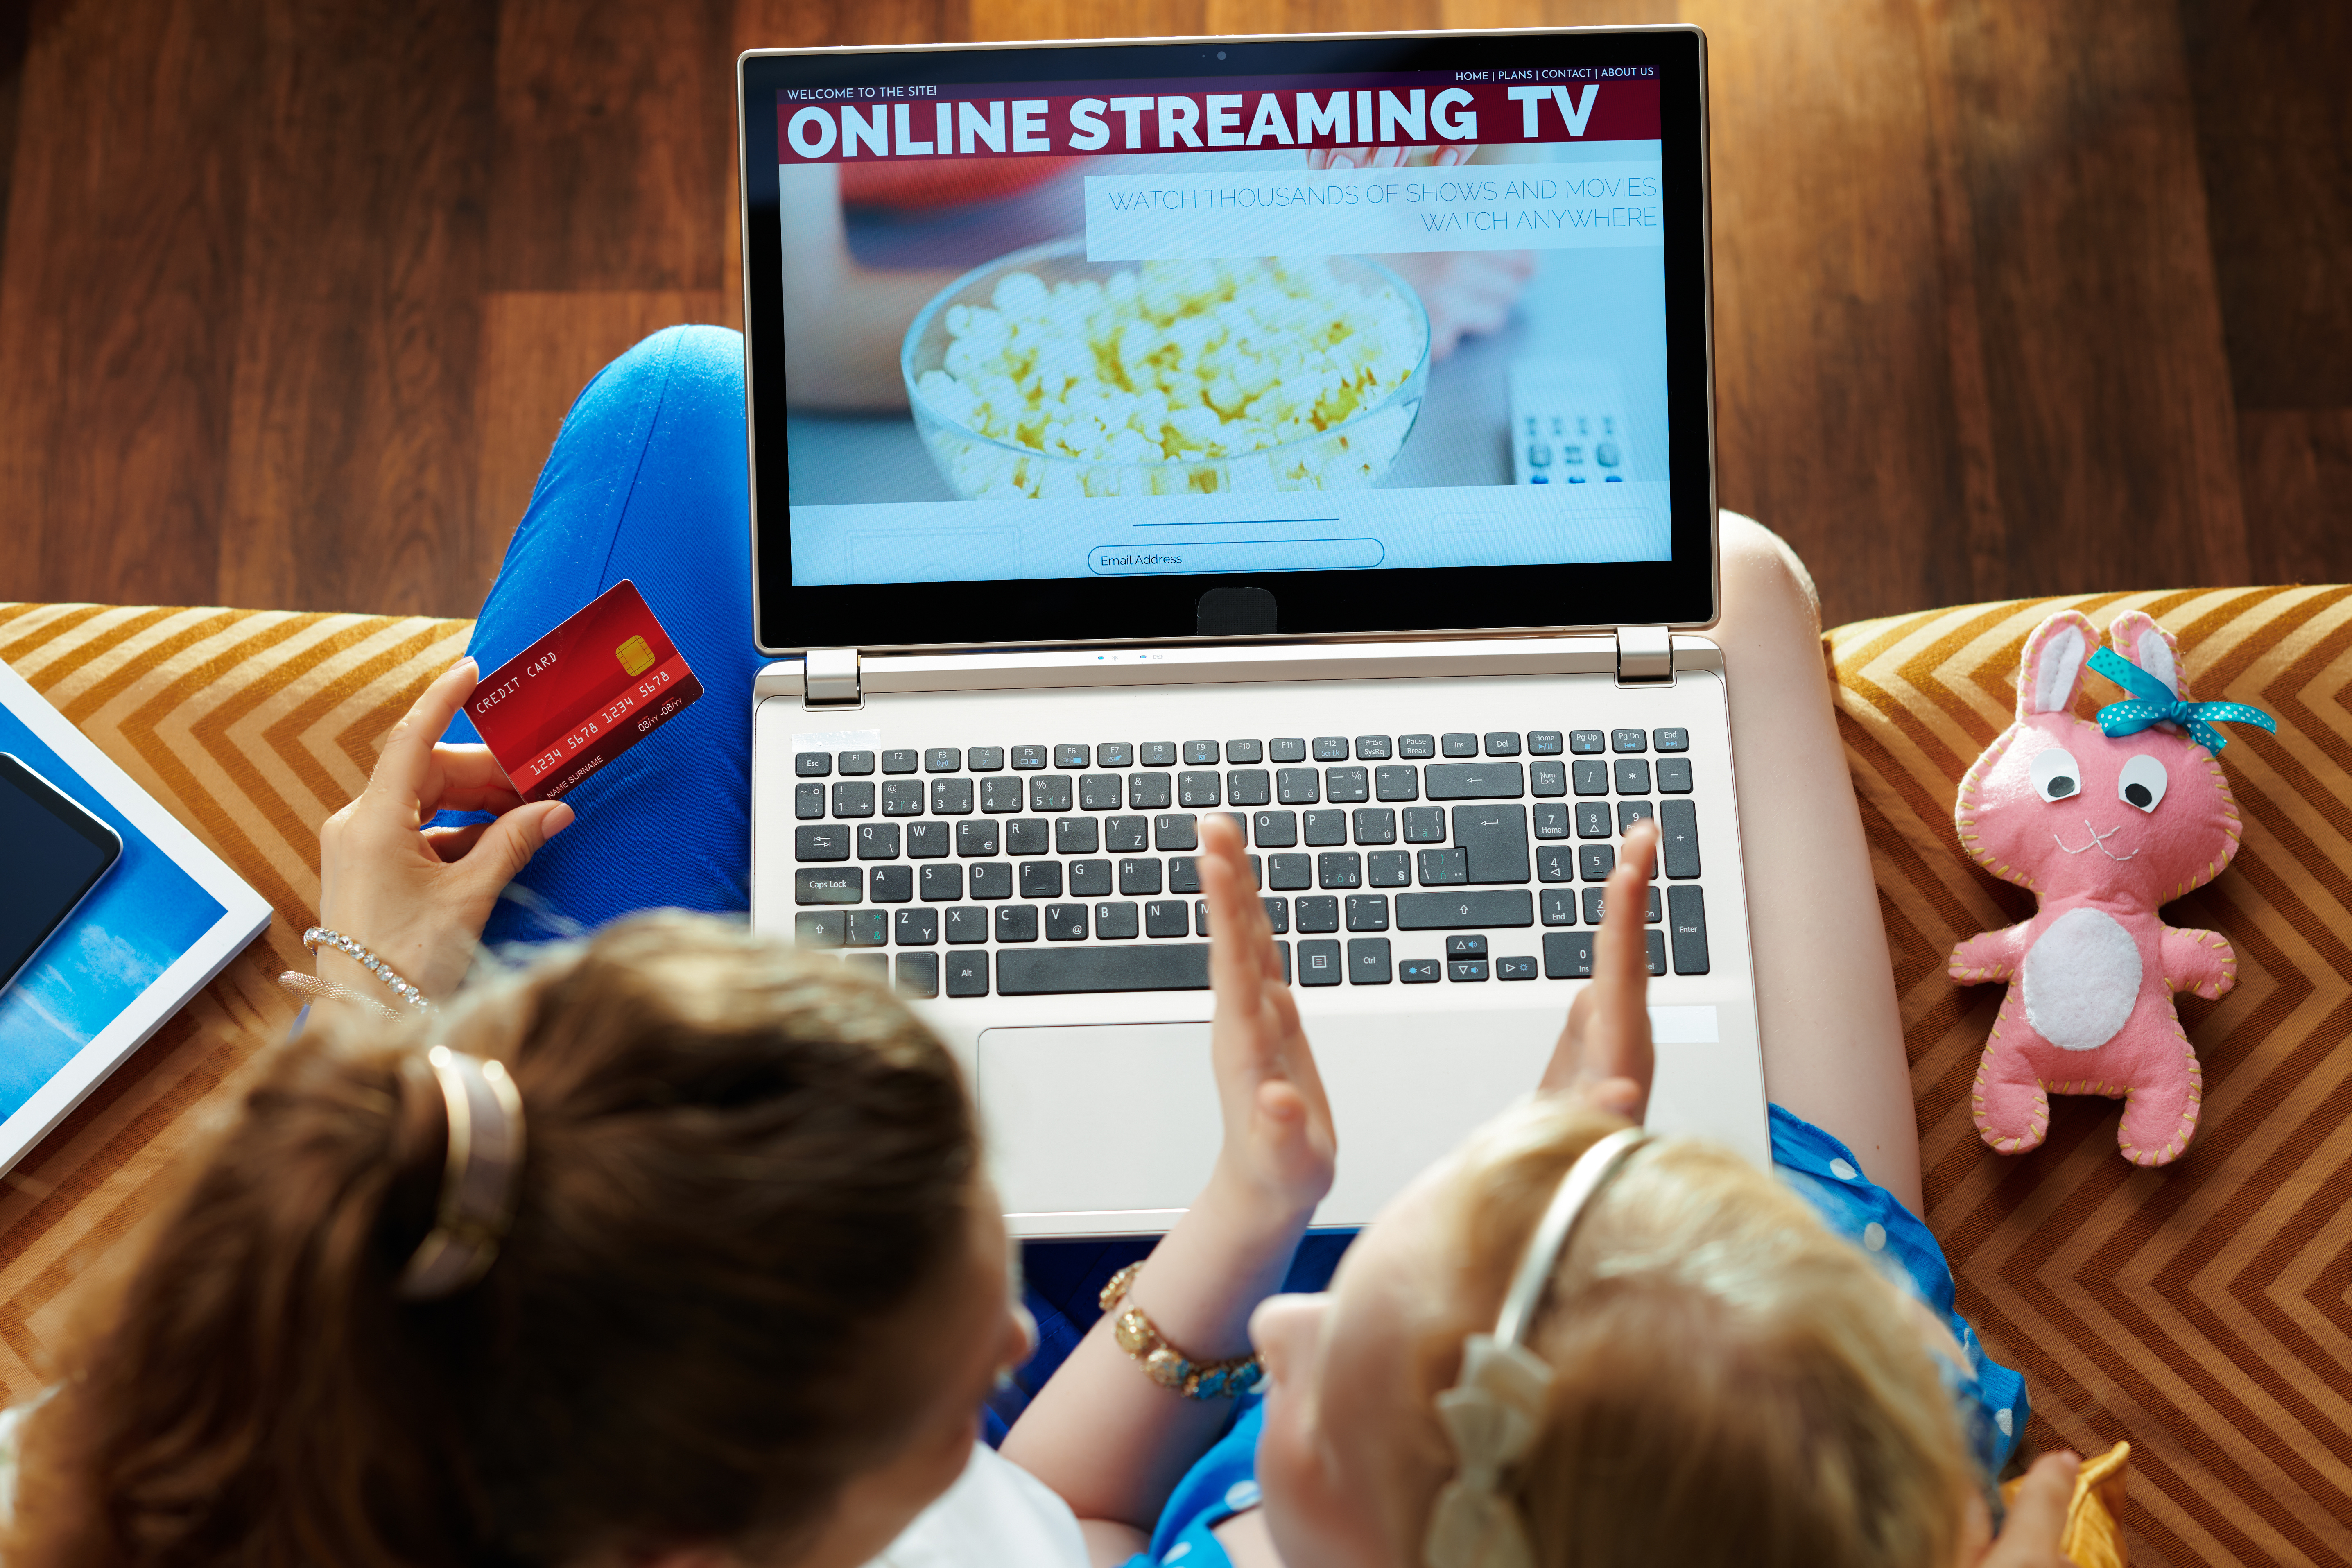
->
[[1958, 611, 2242, 906]]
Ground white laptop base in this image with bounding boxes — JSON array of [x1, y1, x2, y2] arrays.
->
[[751, 636, 1767, 1238]]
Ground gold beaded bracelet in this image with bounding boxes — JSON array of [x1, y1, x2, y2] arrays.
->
[[1099, 1261, 1266, 1401]]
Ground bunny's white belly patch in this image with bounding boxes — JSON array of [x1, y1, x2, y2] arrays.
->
[[2021, 908, 2142, 1052]]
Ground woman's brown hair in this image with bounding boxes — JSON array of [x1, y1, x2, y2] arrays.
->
[[6, 913, 981, 1568]]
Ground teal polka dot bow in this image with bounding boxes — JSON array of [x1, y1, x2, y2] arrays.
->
[[2089, 646, 2275, 753]]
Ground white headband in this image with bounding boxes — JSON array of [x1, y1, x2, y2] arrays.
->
[[1423, 1127, 1654, 1568], [397, 1046, 527, 1301]]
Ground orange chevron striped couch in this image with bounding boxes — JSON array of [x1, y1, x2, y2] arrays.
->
[[3, 592, 2349, 1566]]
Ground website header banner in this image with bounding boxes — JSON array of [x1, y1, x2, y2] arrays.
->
[[776, 76, 1661, 164], [1082, 163, 1662, 260]]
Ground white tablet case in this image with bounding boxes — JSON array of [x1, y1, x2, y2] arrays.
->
[[0, 659, 272, 1175]]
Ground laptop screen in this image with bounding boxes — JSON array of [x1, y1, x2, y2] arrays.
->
[[742, 30, 1714, 652]]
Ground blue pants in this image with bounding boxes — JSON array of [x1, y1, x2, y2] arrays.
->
[[449, 326, 1352, 1435], [443, 326, 763, 946]]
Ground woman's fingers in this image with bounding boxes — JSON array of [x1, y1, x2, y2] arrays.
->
[[370, 659, 479, 808], [422, 821, 493, 863], [421, 743, 525, 817], [454, 801, 573, 897]]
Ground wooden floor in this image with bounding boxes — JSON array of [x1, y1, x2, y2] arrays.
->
[[0, 0, 2345, 631]]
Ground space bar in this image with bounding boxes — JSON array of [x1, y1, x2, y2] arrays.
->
[[995, 943, 1290, 995]]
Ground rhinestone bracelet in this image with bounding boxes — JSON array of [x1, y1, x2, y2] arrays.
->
[[303, 926, 433, 1010], [1098, 1261, 1265, 1400]]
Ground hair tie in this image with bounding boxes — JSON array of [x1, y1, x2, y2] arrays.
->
[[398, 1046, 527, 1301], [1423, 1127, 1653, 1568]]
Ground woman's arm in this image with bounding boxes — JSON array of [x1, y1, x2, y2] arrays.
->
[[1000, 815, 1335, 1549]]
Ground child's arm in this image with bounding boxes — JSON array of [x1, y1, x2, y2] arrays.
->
[[1000, 813, 1335, 1552]]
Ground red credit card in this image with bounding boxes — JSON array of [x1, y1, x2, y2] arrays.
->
[[465, 580, 703, 803]]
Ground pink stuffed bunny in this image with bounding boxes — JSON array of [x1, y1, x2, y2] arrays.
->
[[1949, 610, 2271, 1166]]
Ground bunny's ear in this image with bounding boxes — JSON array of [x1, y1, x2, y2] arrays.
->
[[2108, 611, 2191, 702], [2015, 611, 2098, 721]]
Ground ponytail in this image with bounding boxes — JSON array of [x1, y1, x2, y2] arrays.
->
[[6, 913, 981, 1568]]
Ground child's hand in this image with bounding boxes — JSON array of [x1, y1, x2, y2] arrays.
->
[[1972, 1450, 2080, 1567], [1537, 818, 1660, 1120], [1199, 814, 1337, 1221]]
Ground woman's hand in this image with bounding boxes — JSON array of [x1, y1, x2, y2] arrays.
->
[[1538, 817, 1660, 1120], [315, 658, 574, 1002], [1199, 814, 1336, 1222]]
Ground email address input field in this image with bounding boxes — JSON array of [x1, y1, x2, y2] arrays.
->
[[1088, 538, 1386, 575]]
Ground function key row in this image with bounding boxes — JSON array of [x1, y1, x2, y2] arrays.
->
[[797, 759, 1693, 821], [795, 729, 1689, 777]]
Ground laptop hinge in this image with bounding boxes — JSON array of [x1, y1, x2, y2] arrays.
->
[[1615, 626, 1674, 685], [803, 647, 862, 707]]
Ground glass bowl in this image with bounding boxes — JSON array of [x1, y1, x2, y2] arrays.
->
[[899, 238, 1430, 501]]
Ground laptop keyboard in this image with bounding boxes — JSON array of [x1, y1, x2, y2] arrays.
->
[[787, 728, 1709, 998]]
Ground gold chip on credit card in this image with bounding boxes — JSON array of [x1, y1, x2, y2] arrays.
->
[[615, 634, 655, 676]]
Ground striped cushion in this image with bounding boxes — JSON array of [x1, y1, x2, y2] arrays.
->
[[3, 593, 2347, 1565], [0, 602, 467, 1400], [1831, 588, 2352, 1568]]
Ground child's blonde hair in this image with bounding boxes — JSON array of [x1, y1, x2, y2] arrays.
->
[[1426, 1098, 1976, 1568]]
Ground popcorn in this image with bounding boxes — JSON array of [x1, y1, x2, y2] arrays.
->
[[913, 257, 1425, 498]]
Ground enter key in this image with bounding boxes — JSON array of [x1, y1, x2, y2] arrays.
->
[[1450, 803, 1529, 883]]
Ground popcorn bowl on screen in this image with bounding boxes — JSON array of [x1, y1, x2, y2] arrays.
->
[[900, 238, 1431, 501]]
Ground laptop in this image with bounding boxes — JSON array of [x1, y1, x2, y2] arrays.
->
[[736, 25, 1767, 1236]]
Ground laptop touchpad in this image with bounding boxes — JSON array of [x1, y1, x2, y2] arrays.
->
[[977, 1013, 1562, 1229], [979, 1023, 1219, 1223]]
